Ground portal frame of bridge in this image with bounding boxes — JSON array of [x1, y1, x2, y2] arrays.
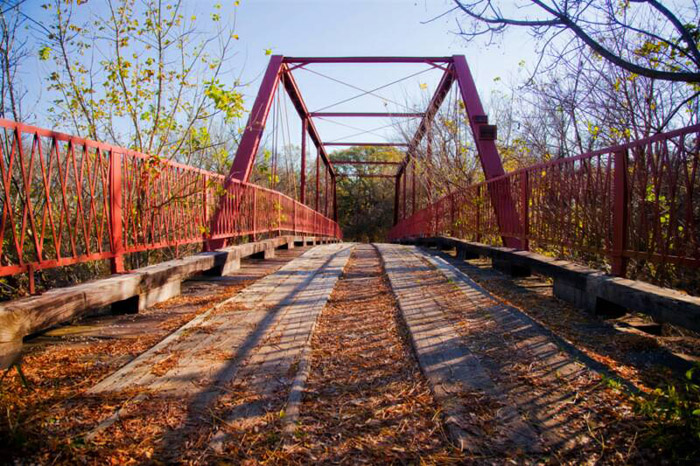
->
[[224, 55, 523, 248]]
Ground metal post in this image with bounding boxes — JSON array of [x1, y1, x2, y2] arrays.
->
[[521, 171, 529, 251], [315, 147, 320, 212], [333, 176, 338, 222], [433, 197, 439, 237], [476, 185, 481, 243], [324, 162, 329, 217], [300, 118, 307, 205], [202, 174, 209, 251], [109, 150, 124, 273], [252, 188, 258, 242], [278, 192, 282, 236], [28, 264, 35, 295], [402, 168, 407, 221], [612, 149, 629, 277], [393, 173, 401, 225], [426, 123, 433, 205], [450, 194, 455, 237], [411, 161, 416, 216]]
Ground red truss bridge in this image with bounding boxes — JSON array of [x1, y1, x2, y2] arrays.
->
[[1, 55, 700, 464]]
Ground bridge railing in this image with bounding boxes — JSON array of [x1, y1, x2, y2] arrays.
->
[[390, 124, 700, 281], [0, 119, 340, 282]]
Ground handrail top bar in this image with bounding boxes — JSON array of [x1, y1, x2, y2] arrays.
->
[[483, 122, 700, 186], [284, 56, 454, 64], [420, 123, 700, 209], [0, 118, 220, 177], [0, 117, 338, 217]]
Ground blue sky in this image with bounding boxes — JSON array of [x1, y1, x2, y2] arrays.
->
[[23, 0, 539, 149], [225, 0, 538, 148]]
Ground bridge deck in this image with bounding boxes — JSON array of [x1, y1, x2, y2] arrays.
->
[[2, 243, 698, 463]]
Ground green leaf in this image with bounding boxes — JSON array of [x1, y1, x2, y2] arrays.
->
[[38, 46, 51, 61]]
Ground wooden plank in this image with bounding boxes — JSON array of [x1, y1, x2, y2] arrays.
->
[[376, 243, 540, 453], [208, 244, 353, 451], [90, 243, 352, 395], [415, 236, 700, 332], [0, 236, 338, 342], [420, 252, 592, 449]]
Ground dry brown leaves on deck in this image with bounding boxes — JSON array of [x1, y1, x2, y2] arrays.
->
[[0, 282, 247, 464], [213, 246, 465, 464]]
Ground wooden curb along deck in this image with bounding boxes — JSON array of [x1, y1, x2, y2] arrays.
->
[[376, 243, 608, 456], [0, 235, 338, 344], [87, 243, 354, 446], [406, 235, 700, 333]]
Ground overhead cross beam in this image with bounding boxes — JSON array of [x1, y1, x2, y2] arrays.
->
[[331, 160, 400, 165], [325, 142, 408, 147], [311, 112, 423, 118], [284, 56, 452, 64], [337, 174, 397, 179]]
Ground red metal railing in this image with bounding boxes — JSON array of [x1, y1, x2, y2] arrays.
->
[[389, 124, 700, 279], [0, 119, 341, 281]]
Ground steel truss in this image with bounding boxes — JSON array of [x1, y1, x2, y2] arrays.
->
[[222, 56, 523, 248]]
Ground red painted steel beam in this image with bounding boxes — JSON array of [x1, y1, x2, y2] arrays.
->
[[279, 66, 335, 175], [452, 55, 521, 248], [393, 173, 401, 225], [397, 66, 455, 176], [227, 55, 284, 182], [325, 142, 408, 147], [284, 57, 452, 64], [310, 112, 423, 118], [331, 160, 400, 165], [337, 174, 397, 178], [452, 55, 505, 180], [300, 118, 307, 204]]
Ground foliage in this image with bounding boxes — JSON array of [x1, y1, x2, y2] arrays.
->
[[632, 365, 700, 460], [36, 0, 243, 169], [450, 0, 700, 83], [334, 147, 402, 242], [0, 2, 31, 121]]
